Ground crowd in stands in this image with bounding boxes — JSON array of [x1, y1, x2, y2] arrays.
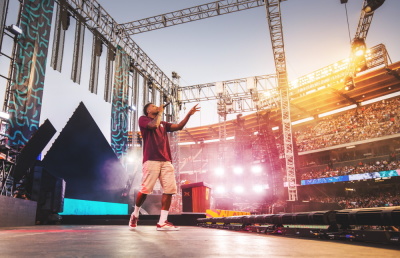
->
[[307, 191, 400, 209], [300, 158, 400, 180], [295, 98, 400, 152]]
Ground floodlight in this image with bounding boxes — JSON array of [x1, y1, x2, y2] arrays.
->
[[253, 185, 264, 193], [8, 24, 22, 36], [251, 165, 262, 174], [215, 186, 226, 194], [344, 76, 355, 91], [364, 0, 385, 13], [214, 167, 224, 176], [0, 111, 10, 120], [233, 186, 244, 194], [233, 166, 243, 175]]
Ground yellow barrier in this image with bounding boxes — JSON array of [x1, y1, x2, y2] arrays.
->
[[206, 209, 250, 218]]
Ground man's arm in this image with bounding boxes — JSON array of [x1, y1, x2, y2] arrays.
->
[[146, 105, 164, 130], [170, 104, 200, 132], [146, 112, 163, 129]]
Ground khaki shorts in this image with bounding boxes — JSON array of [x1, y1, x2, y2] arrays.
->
[[140, 160, 177, 194]]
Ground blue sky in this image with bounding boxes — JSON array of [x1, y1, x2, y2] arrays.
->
[[1, 0, 399, 153], [97, 0, 400, 126]]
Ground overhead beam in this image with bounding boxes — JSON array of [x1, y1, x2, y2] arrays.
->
[[64, 0, 176, 101], [119, 0, 267, 35]]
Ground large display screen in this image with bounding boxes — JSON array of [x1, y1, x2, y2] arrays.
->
[[301, 170, 399, 186]]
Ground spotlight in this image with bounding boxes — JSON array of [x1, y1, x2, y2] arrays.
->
[[215, 186, 226, 194], [355, 63, 368, 73], [253, 185, 264, 193], [0, 111, 10, 120], [214, 167, 224, 176], [251, 165, 262, 174], [7, 24, 22, 36], [351, 38, 366, 56], [344, 76, 355, 91], [364, 0, 385, 13], [233, 186, 244, 194], [233, 166, 243, 175]]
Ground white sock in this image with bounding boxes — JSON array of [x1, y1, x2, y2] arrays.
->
[[133, 205, 141, 218], [158, 210, 169, 224]]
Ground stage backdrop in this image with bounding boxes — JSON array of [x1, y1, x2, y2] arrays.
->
[[42, 102, 127, 203]]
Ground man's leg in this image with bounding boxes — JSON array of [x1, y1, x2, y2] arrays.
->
[[156, 162, 179, 230], [133, 192, 148, 216], [130, 161, 160, 230], [158, 193, 172, 224], [129, 192, 147, 229]]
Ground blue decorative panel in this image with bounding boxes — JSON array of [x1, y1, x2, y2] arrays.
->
[[8, 0, 54, 146], [111, 46, 129, 158]]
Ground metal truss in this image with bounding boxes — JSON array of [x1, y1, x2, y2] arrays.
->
[[64, 0, 177, 103], [179, 74, 278, 112], [265, 0, 297, 201], [354, 0, 375, 40], [178, 43, 388, 116], [290, 44, 389, 97], [119, 0, 266, 35], [170, 73, 181, 196]]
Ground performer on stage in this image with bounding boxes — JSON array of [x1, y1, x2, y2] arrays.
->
[[129, 102, 200, 231]]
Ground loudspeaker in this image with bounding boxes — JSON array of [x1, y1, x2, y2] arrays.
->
[[31, 165, 65, 224]]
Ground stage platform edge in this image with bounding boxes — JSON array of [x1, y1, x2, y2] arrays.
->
[[60, 213, 206, 226]]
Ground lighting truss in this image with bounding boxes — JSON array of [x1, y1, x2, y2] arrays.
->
[[179, 74, 278, 112], [119, 0, 267, 35], [0, 0, 9, 50], [354, 0, 376, 40], [289, 44, 388, 97], [264, 0, 297, 201], [64, 0, 176, 102]]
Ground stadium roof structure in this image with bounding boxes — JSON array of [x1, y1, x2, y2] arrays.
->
[[177, 60, 400, 143]]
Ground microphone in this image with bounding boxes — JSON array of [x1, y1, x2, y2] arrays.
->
[[163, 102, 170, 108]]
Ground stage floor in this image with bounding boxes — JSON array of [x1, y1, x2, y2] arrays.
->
[[1, 225, 399, 257]]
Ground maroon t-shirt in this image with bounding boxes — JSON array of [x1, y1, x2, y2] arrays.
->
[[139, 115, 173, 163]]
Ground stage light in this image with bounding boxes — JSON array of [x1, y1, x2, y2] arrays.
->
[[253, 185, 264, 193], [7, 24, 22, 36], [233, 166, 243, 175], [354, 49, 365, 57], [233, 186, 244, 194], [364, 0, 385, 13], [344, 76, 355, 91], [214, 167, 224, 176], [251, 165, 262, 174], [0, 111, 10, 120], [215, 186, 226, 194]]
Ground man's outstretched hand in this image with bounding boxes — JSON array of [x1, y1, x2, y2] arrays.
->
[[189, 104, 201, 116]]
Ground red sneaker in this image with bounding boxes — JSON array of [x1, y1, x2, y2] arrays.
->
[[156, 221, 180, 231], [129, 215, 138, 230]]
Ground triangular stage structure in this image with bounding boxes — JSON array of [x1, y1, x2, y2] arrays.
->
[[42, 102, 127, 203]]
